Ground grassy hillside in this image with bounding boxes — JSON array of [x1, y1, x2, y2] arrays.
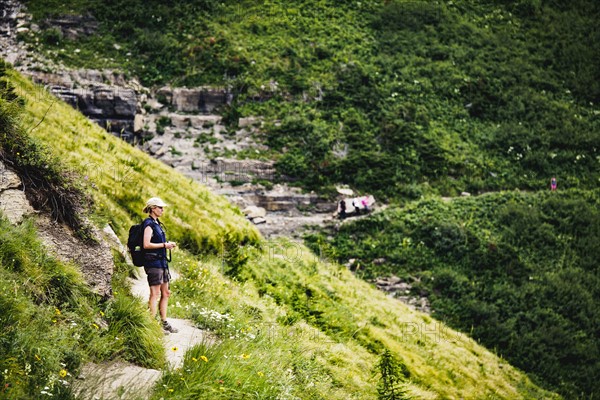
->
[[1, 61, 169, 399], [0, 61, 561, 398], [20, 0, 600, 199], [307, 191, 600, 398], [11, 0, 600, 398]]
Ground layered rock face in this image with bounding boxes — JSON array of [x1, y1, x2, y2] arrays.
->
[[39, 13, 99, 40], [157, 86, 231, 114], [48, 83, 138, 139]]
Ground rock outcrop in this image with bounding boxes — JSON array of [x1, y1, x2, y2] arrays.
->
[[0, 160, 35, 224], [48, 84, 137, 139], [157, 86, 231, 114], [373, 275, 431, 314], [40, 13, 98, 40]]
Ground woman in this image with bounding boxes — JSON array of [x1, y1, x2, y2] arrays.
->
[[142, 197, 178, 334]]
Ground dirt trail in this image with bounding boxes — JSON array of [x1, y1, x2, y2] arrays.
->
[[74, 268, 208, 400]]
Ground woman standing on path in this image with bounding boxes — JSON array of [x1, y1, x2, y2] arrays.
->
[[142, 197, 178, 334]]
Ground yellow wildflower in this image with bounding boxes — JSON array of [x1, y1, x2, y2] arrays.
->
[[241, 353, 250, 359], [257, 371, 264, 377], [59, 369, 67, 378], [200, 355, 208, 363], [192, 357, 198, 362]]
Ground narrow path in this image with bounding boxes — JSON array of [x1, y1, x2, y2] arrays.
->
[[129, 268, 207, 370], [74, 268, 208, 400]]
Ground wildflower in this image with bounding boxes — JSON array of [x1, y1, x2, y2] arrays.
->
[[34, 354, 41, 361], [200, 355, 208, 363], [168, 388, 174, 393], [92, 323, 100, 330], [59, 369, 67, 378], [192, 357, 198, 362], [171, 347, 178, 352], [257, 371, 264, 377], [99, 311, 105, 317], [54, 308, 61, 316], [241, 353, 250, 359]]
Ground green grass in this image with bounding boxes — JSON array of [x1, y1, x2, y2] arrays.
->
[[308, 191, 600, 398], [0, 215, 163, 399], [0, 64, 562, 398], [9, 0, 600, 397], [19, 0, 600, 200]]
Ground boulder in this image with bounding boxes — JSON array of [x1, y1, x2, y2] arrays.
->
[[238, 117, 261, 128], [0, 165, 21, 190], [133, 114, 145, 133], [0, 189, 35, 224], [243, 206, 267, 219], [0, 161, 35, 224]]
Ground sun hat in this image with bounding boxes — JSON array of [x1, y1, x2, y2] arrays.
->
[[143, 197, 168, 213]]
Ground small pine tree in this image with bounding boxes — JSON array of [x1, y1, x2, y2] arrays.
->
[[221, 230, 249, 278], [374, 349, 411, 400]]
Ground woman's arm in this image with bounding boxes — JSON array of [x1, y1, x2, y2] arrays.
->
[[143, 225, 176, 249], [143, 225, 163, 250]]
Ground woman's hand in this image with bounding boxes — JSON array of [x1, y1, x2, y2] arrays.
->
[[165, 241, 177, 250]]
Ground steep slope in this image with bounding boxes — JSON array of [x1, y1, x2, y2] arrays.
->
[[6, 0, 600, 397], [0, 63, 561, 399], [309, 192, 600, 398]]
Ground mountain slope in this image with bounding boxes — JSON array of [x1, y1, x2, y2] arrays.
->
[[308, 191, 600, 398], [0, 62, 561, 399], [19, 0, 600, 198]]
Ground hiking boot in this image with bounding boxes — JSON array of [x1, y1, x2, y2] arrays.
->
[[162, 320, 178, 334]]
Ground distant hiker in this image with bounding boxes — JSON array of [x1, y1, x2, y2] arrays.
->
[[339, 199, 347, 219], [361, 196, 369, 213], [352, 199, 360, 215], [550, 177, 557, 191], [142, 197, 178, 334]]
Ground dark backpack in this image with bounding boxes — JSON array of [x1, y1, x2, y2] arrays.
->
[[127, 222, 145, 266]]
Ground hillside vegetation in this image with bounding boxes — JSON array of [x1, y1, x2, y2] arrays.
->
[[0, 60, 560, 398], [12, 0, 600, 398], [307, 191, 600, 398], [21, 0, 600, 198]]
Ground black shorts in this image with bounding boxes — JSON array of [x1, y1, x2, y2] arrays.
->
[[144, 267, 170, 286]]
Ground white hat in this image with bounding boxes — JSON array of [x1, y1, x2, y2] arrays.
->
[[143, 197, 168, 213]]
